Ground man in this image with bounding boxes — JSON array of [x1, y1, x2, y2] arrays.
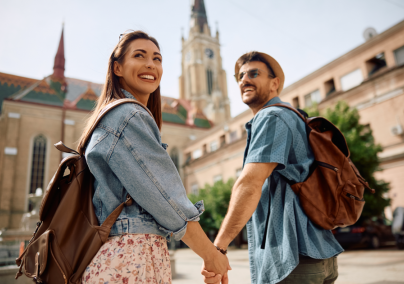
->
[[203, 52, 343, 284]]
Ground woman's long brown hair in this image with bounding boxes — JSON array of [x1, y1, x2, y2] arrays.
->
[[77, 31, 162, 153]]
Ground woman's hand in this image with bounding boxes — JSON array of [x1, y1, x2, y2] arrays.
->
[[181, 221, 231, 283], [201, 255, 231, 284]]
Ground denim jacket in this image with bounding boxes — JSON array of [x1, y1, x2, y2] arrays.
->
[[85, 89, 204, 241]]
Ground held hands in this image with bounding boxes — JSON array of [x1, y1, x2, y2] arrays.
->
[[201, 251, 232, 284]]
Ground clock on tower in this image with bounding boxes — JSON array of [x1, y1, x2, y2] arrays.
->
[[205, 48, 214, 59]]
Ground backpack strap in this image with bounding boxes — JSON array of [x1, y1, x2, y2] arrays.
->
[[55, 142, 79, 155], [99, 195, 134, 242], [259, 103, 307, 122], [260, 103, 313, 138], [78, 98, 152, 155]]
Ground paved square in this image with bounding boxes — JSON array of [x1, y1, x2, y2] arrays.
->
[[172, 247, 404, 284]]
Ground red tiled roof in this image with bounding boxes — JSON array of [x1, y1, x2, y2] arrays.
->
[[0, 72, 56, 95], [0, 71, 212, 128]]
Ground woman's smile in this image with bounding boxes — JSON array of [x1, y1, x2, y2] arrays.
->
[[138, 72, 157, 83]]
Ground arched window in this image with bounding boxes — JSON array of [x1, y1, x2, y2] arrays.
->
[[29, 135, 47, 194], [170, 147, 179, 170], [206, 69, 213, 95]]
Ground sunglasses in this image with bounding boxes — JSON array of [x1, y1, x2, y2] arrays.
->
[[234, 68, 274, 82], [119, 30, 135, 41]]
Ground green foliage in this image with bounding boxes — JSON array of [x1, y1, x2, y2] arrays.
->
[[305, 101, 390, 220], [304, 103, 320, 117], [188, 179, 234, 234]]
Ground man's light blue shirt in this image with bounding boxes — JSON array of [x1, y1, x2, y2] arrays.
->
[[244, 96, 343, 284]]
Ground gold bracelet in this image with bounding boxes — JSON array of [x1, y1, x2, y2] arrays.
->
[[214, 245, 227, 255]]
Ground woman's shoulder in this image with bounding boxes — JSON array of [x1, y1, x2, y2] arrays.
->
[[101, 100, 154, 127], [111, 100, 151, 117]]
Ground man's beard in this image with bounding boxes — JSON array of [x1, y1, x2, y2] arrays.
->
[[242, 85, 270, 108]]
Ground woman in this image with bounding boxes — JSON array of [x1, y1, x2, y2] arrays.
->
[[78, 31, 229, 284]]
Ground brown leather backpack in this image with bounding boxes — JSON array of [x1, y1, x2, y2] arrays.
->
[[262, 104, 375, 230], [15, 99, 151, 283]]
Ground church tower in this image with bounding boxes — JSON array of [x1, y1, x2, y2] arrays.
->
[[179, 0, 231, 124]]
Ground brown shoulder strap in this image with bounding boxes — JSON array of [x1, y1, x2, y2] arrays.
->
[[78, 98, 152, 155], [259, 103, 307, 122], [55, 141, 79, 155], [98, 196, 133, 242]]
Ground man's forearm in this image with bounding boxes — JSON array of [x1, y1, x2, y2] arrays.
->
[[214, 162, 278, 249], [214, 175, 262, 249]]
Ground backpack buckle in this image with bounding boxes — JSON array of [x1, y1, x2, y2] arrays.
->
[[125, 194, 133, 206]]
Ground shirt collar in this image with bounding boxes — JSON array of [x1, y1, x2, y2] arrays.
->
[[246, 96, 283, 125], [121, 89, 137, 100], [263, 96, 282, 107]]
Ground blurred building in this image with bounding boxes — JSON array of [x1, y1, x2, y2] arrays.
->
[[0, 0, 231, 229], [179, 0, 231, 123], [183, 20, 404, 213], [0, 0, 403, 231]]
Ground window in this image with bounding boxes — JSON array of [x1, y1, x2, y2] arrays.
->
[[394, 45, 404, 66], [202, 144, 207, 155], [340, 69, 363, 91], [304, 89, 321, 108], [241, 125, 247, 137], [324, 79, 336, 96], [220, 135, 226, 147], [213, 175, 222, 183], [229, 131, 238, 143], [366, 53, 386, 76], [185, 152, 191, 164], [210, 140, 218, 152], [30, 135, 47, 194], [170, 147, 179, 170], [292, 96, 300, 108], [206, 69, 213, 95], [236, 168, 242, 178], [191, 183, 199, 195], [193, 149, 202, 159]]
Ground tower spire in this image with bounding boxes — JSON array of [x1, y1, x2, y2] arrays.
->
[[53, 24, 65, 79], [191, 0, 208, 33]]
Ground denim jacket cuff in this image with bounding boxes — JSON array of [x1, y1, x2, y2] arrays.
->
[[187, 200, 205, 221], [159, 200, 205, 241]]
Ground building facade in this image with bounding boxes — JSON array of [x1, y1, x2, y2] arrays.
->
[[1, 1, 403, 231], [0, 0, 233, 230], [183, 20, 404, 213]]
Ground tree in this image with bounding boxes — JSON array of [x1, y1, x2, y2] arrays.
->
[[188, 179, 234, 236], [305, 101, 390, 220]]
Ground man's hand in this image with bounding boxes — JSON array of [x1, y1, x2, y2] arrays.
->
[[202, 251, 231, 281], [180, 221, 230, 281], [201, 261, 231, 284]]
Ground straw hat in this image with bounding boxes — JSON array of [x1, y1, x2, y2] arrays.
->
[[235, 52, 285, 94]]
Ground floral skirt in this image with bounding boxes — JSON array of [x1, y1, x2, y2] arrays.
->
[[81, 234, 172, 284]]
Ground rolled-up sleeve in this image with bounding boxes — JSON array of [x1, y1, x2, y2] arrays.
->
[[245, 113, 292, 171], [108, 110, 204, 240]]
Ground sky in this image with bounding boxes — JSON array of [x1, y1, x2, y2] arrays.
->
[[1, 0, 404, 117]]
